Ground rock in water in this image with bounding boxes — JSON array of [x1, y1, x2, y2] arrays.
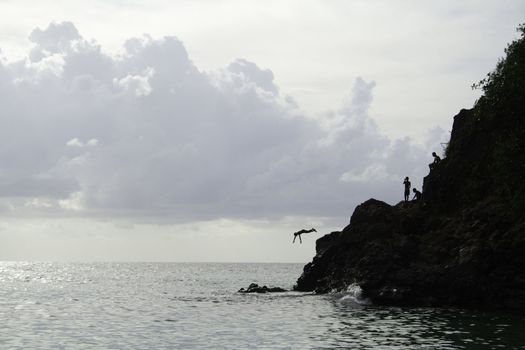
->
[[238, 283, 287, 293], [294, 28, 525, 310]]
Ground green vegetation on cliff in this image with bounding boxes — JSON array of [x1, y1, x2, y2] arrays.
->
[[426, 24, 525, 215], [453, 24, 524, 212]]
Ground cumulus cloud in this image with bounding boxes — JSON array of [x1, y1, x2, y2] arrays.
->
[[113, 67, 154, 96], [0, 21, 446, 221], [66, 138, 99, 147]]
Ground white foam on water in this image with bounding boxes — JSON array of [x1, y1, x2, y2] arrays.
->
[[337, 283, 371, 305]]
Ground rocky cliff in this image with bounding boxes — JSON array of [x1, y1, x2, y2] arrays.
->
[[294, 26, 525, 310]]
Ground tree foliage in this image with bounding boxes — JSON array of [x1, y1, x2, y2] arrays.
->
[[473, 24, 525, 116]]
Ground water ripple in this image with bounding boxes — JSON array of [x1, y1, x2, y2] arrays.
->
[[0, 262, 523, 349]]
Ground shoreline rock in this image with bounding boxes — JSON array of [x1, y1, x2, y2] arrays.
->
[[294, 195, 525, 310], [238, 283, 287, 294]]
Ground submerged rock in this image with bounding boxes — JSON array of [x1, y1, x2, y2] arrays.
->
[[294, 28, 525, 310], [238, 283, 287, 293]]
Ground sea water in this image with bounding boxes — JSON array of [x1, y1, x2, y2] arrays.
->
[[0, 262, 524, 349]]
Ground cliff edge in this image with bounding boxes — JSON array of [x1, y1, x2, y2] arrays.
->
[[294, 26, 525, 310]]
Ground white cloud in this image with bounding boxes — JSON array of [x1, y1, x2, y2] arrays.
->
[[0, 4, 518, 261], [86, 138, 99, 147], [113, 67, 154, 96], [58, 191, 85, 211], [25, 198, 53, 208], [0, 22, 446, 223], [66, 138, 99, 147], [66, 138, 83, 147]]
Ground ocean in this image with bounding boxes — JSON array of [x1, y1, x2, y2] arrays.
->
[[0, 262, 524, 349]]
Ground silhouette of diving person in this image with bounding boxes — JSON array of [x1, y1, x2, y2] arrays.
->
[[403, 176, 411, 202], [292, 228, 317, 244], [429, 152, 441, 170], [412, 188, 422, 201]]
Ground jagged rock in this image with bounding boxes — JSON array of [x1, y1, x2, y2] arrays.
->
[[238, 283, 286, 293], [294, 29, 525, 310], [295, 190, 525, 309]]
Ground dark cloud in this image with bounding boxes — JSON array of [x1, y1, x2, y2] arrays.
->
[[0, 22, 447, 221]]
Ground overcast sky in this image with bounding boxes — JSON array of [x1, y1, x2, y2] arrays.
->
[[0, 1, 523, 262]]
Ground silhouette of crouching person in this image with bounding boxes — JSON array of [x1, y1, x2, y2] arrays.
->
[[429, 152, 441, 170], [292, 228, 316, 244], [412, 188, 422, 201]]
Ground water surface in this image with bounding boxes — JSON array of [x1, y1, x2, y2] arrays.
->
[[0, 262, 523, 349]]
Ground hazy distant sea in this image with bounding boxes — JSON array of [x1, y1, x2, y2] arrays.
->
[[1, 262, 524, 349]]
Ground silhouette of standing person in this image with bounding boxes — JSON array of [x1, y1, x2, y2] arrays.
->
[[429, 152, 441, 170], [403, 176, 411, 202], [412, 188, 422, 201], [292, 228, 316, 244]]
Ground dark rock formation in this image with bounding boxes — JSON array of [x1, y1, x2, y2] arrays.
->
[[294, 26, 525, 310], [238, 283, 287, 293]]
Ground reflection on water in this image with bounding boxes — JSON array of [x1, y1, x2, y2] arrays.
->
[[318, 296, 525, 349], [0, 262, 524, 349]]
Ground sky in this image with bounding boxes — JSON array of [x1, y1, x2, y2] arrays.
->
[[0, 1, 523, 262]]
